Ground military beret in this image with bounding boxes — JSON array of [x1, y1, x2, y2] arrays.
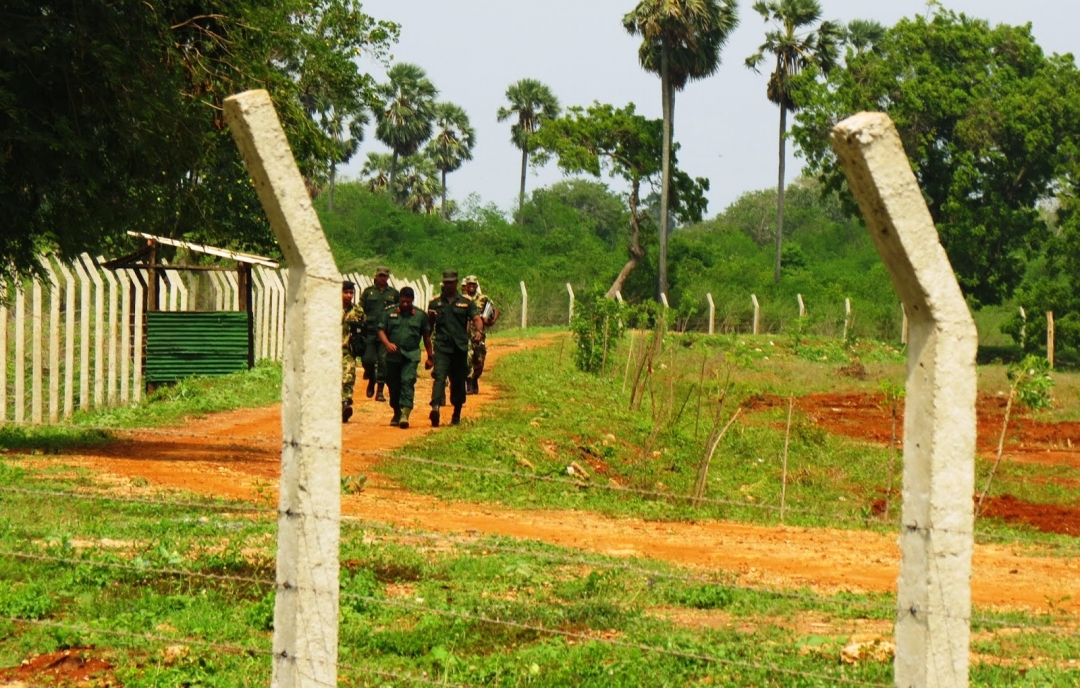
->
[[400, 286, 415, 298], [342, 280, 356, 291], [441, 269, 459, 283]]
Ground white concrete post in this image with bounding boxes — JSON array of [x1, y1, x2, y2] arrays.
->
[[566, 283, 575, 324], [225, 89, 341, 688], [706, 293, 715, 335], [31, 276, 43, 424], [80, 254, 105, 408], [660, 293, 669, 309], [208, 269, 226, 312], [519, 280, 528, 329], [901, 307, 910, 346], [797, 293, 806, 318], [420, 274, 431, 312], [57, 261, 76, 418], [614, 291, 623, 303], [224, 271, 240, 311], [39, 258, 61, 424], [0, 298, 6, 423], [14, 285, 25, 424], [118, 270, 132, 405], [1018, 306, 1027, 350], [843, 298, 853, 341], [750, 294, 760, 335], [1047, 311, 1055, 369], [832, 112, 976, 688], [72, 257, 91, 410], [252, 267, 270, 361], [127, 269, 144, 403], [97, 257, 119, 405]]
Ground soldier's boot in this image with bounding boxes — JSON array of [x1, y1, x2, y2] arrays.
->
[[390, 408, 401, 426], [465, 378, 475, 395], [375, 383, 386, 402], [451, 406, 462, 425], [429, 405, 441, 427], [470, 377, 480, 395], [365, 379, 376, 398], [342, 400, 353, 424], [399, 407, 411, 429]]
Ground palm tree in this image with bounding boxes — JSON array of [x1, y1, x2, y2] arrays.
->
[[497, 79, 561, 220], [624, 0, 739, 300], [845, 19, 885, 57], [425, 102, 476, 219], [746, 0, 842, 283], [372, 63, 438, 202], [399, 155, 444, 215], [321, 105, 367, 211]]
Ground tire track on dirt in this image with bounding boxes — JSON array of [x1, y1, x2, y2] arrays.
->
[[42, 335, 1080, 613]]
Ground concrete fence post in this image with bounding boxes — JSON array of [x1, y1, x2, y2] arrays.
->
[[660, 293, 669, 309], [118, 269, 132, 406], [519, 280, 528, 329], [72, 257, 92, 411], [126, 269, 145, 404], [1018, 306, 1027, 350], [80, 253, 105, 408], [750, 294, 760, 335], [31, 277, 43, 424], [614, 291, 623, 304], [57, 261, 76, 418], [225, 89, 341, 688], [1047, 311, 1055, 369], [797, 293, 806, 318], [706, 293, 715, 335], [14, 285, 25, 423], [0, 295, 6, 422], [832, 112, 976, 688], [843, 298, 853, 341], [39, 258, 61, 423], [901, 307, 910, 346], [566, 283, 575, 325], [97, 257, 119, 405]]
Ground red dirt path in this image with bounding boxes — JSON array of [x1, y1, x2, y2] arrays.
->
[[23, 339, 1080, 614]]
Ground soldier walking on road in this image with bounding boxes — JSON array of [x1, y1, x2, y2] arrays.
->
[[428, 270, 484, 427], [359, 266, 399, 402], [341, 281, 366, 423], [462, 275, 500, 395], [378, 287, 434, 429]]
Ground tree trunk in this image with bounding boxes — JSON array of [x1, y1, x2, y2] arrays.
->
[[441, 169, 448, 220], [659, 42, 673, 302], [327, 162, 336, 212], [389, 150, 399, 202], [518, 145, 528, 223], [775, 104, 788, 284], [606, 181, 646, 299]]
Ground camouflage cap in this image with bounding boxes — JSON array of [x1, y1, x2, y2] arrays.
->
[[441, 269, 459, 283], [463, 275, 479, 286], [342, 280, 356, 292], [375, 266, 391, 277]]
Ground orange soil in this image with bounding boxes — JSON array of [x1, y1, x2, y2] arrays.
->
[[28, 337, 1080, 614]]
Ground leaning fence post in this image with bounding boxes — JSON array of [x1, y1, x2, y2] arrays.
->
[[750, 294, 760, 335], [39, 258, 61, 423], [706, 293, 715, 335], [97, 257, 119, 405], [57, 261, 76, 418], [80, 253, 105, 408], [566, 283, 575, 325], [14, 284, 25, 424], [519, 280, 528, 329], [843, 298, 852, 341], [833, 112, 976, 688], [797, 293, 805, 318], [118, 270, 132, 406], [660, 293, 669, 309], [1047, 311, 1055, 369], [72, 258, 91, 410], [31, 275, 43, 424], [226, 90, 341, 688], [1018, 307, 1027, 350]]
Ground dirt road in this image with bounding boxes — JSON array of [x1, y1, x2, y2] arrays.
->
[[45, 336, 1080, 613]]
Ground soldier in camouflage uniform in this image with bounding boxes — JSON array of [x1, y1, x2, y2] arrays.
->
[[342, 281, 366, 423], [462, 275, 499, 395], [359, 266, 399, 402]]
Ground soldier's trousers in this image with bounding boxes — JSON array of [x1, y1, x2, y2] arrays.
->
[[430, 347, 468, 409], [361, 335, 387, 383], [342, 354, 356, 403], [386, 358, 419, 411], [469, 337, 487, 380]]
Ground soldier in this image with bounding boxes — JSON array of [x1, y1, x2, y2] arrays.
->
[[462, 275, 500, 395], [359, 266, 399, 402], [427, 270, 484, 427], [341, 281, 366, 423], [378, 287, 434, 429]]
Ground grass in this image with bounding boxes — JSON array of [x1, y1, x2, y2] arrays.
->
[[385, 331, 1080, 546], [0, 458, 1076, 686]]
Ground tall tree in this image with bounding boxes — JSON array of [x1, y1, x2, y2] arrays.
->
[[624, 0, 739, 300], [426, 102, 476, 219], [533, 102, 708, 297], [497, 79, 561, 220], [845, 19, 885, 57], [0, 0, 398, 272], [372, 63, 438, 201], [745, 0, 842, 284], [793, 11, 1080, 306]]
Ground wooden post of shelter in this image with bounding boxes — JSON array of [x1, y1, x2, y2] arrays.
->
[[238, 263, 255, 369]]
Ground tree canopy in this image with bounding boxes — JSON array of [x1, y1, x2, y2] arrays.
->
[[0, 0, 397, 273], [793, 10, 1080, 306]]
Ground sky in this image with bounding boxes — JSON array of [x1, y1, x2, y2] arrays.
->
[[341, 0, 1077, 217]]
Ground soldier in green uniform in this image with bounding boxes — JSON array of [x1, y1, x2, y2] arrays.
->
[[341, 281, 366, 423], [427, 270, 484, 427], [462, 275, 500, 395], [377, 287, 434, 429], [359, 266, 399, 402]]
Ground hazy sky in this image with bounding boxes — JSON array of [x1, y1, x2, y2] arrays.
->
[[342, 1, 1077, 217]]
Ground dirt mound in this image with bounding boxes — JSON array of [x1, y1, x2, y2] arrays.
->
[[982, 495, 1080, 536], [0, 648, 115, 686]]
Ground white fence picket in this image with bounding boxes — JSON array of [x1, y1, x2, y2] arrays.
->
[[98, 257, 119, 405], [0, 298, 6, 423], [40, 258, 61, 424], [31, 277, 43, 424], [14, 286, 25, 424], [128, 269, 144, 403], [119, 270, 131, 405], [57, 261, 76, 418], [81, 254, 105, 408]]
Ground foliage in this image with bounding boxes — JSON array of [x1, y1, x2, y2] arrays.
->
[[793, 10, 1080, 306], [569, 290, 628, 373], [497, 79, 562, 215], [0, 0, 398, 274], [1009, 355, 1054, 411], [372, 62, 439, 200], [426, 102, 476, 218]]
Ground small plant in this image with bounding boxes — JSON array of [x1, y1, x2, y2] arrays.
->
[[569, 288, 628, 374], [878, 380, 905, 521]]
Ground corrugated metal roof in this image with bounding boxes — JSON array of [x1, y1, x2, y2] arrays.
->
[[145, 312, 251, 383], [127, 232, 280, 268]]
